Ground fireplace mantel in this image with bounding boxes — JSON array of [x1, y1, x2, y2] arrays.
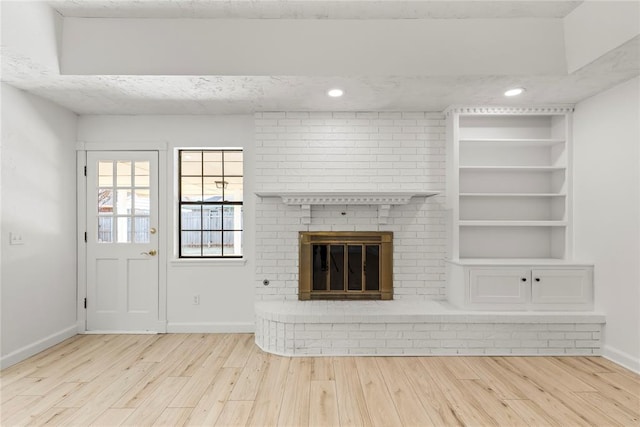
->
[[255, 191, 440, 224]]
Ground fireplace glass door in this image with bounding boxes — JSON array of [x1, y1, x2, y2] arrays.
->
[[312, 244, 380, 293], [299, 232, 392, 300]]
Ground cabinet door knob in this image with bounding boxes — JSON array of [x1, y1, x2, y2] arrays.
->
[[521, 278, 527, 282], [535, 278, 541, 282]]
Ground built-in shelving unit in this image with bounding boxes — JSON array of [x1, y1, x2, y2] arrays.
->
[[444, 106, 593, 311], [446, 106, 573, 260]]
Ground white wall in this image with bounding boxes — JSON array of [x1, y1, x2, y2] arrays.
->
[[77, 115, 255, 332], [1, 1, 62, 73], [61, 18, 566, 76], [573, 76, 640, 372], [564, 1, 640, 73], [254, 111, 447, 300], [1, 84, 78, 368]]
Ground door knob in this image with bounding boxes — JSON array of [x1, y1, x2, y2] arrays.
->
[[141, 249, 157, 256], [150, 227, 157, 234]]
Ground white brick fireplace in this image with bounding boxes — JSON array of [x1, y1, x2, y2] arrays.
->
[[253, 111, 604, 356], [254, 111, 448, 301]]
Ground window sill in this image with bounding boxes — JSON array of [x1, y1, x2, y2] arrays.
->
[[170, 258, 247, 267]]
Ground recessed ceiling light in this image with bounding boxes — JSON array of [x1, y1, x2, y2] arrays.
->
[[327, 88, 344, 98], [504, 87, 525, 97]]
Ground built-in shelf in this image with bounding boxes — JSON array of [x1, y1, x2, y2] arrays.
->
[[459, 166, 566, 172], [255, 191, 440, 224], [460, 193, 566, 197], [459, 138, 565, 146], [459, 220, 568, 227]]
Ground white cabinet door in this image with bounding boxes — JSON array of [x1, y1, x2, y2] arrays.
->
[[469, 268, 529, 305], [531, 269, 592, 306]]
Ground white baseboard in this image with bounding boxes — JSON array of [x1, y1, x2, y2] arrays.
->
[[1, 325, 78, 369], [167, 322, 254, 333], [603, 345, 640, 374]]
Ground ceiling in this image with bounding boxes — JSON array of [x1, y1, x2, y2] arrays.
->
[[2, 1, 639, 115]]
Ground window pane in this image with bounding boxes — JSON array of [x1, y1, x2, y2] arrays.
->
[[224, 177, 243, 202], [134, 217, 150, 243], [116, 190, 132, 215], [203, 151, 223, 175], [181, 177, 202, 201], [365, 245, 380, 291], [181, 205, 202, 230], [330, 245, 345, 291], [116, 217, 132, 243], [222, 231, 242, 256], [98, 161, 113, 186], [203, 177, 223, 201], [223, 205, 243, 230], [181, 151, 202, 176], [313, 245, 329, 291], [98, 189, 114, 214], [178, 149, 243, 258], [181, 231, 201, 256], [134, 189, 150, 215], [116, 161, 131, 187], [134, 161, 150, 187], [203, 205, 222, 230], [98, 217, 113, 243], [348, 245, 363, 291], [203, 231, 222, 256], [224, 152, 243, 176]]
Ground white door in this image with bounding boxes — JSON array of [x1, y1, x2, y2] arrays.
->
[[468, 268, 529, 305], [86, 151, 159, 331]]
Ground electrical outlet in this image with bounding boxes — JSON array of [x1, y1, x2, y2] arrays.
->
[[193, 295, 200, 305], [9, 232, 24, 245]]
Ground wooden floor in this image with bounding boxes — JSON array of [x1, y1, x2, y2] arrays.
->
[[1, 334, 639, 426]]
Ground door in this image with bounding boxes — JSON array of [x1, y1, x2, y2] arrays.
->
[[468, 268, 529, 306], [86, 151, 159, 331], [530, 269, 592, 307]]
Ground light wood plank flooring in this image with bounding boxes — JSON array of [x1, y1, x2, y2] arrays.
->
[[1, 334, 639, 426]]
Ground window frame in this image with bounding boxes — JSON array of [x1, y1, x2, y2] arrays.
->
[[178, 149, 243, 259]]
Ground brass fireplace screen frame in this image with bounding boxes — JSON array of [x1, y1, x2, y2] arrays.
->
[[299, 231, 393, 300]]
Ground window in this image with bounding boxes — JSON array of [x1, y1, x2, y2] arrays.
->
[[179, 150, 243, 257]]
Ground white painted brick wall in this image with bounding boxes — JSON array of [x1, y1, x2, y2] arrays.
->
[[255, 111, 447, 301], [256, 316, 603, 356]]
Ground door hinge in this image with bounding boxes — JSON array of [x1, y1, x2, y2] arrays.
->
[[84, 298, 87, 309], [83, 166, 87, 176], [84, 232, 87, 242]]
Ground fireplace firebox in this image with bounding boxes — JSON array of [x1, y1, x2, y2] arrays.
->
[[299, 231, 393, 300]]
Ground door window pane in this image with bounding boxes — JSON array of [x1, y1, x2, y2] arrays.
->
[[134, 217, 150, 243], [134, 161, 150, 187], [98, 217, 113, 242], [98, 162, 113, 186], [116, 161, 131, 187]]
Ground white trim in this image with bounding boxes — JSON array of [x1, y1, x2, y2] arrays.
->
[[170, 258, 247, 267], [76, 150, 87, 330], [443, 105, 575, 117], [603, 345, 640, 374], [82, 331, 159, 335], [77, 145, 168, 333], [77, 141, 169, 151], [157, 148, 168, 333], [256, 191, 440, 225], [0, 325, 77, 369], [167, 322, 255, 333]]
